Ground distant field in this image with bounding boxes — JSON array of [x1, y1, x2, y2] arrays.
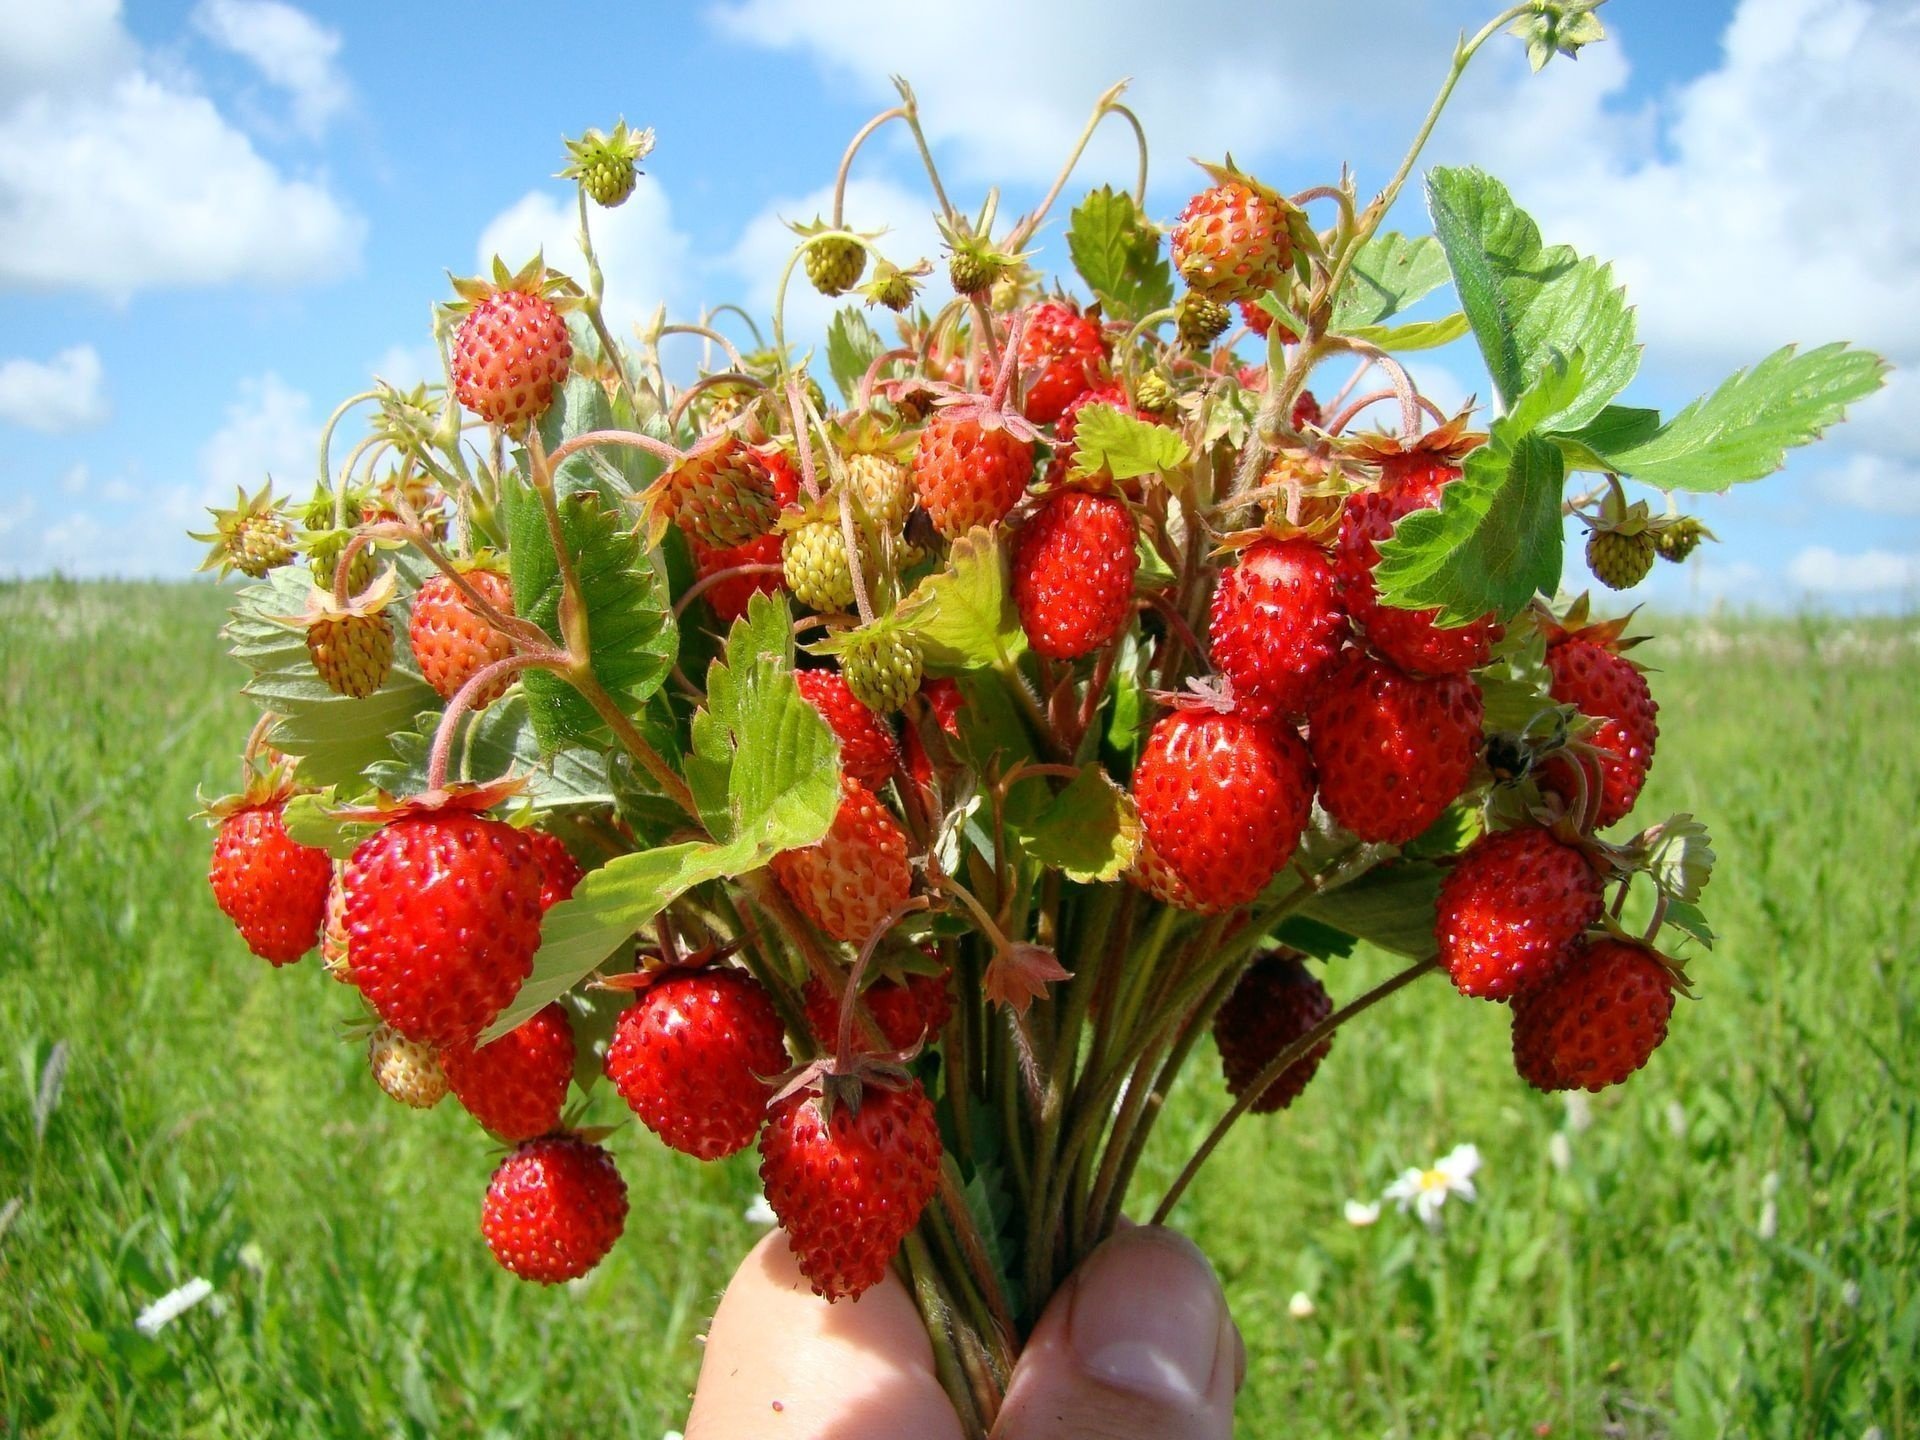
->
[[2, 580, 1914, 1437]]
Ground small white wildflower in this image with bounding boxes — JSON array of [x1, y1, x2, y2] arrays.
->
[[1287, 1290, 1315, 1319], [1762, 1170, 1781, 1199], [1384, 1143, 1482, 1228], [1562, 1091, 1593, 1133], [744, 1194, 777, 1227], [135, 1277, 214, 1337], [1757, 1198, 1778, 1241], [1863, 1427, 1884, 1440], [1666, 1100, 1688, 1139], [664, 1432, 686, 1440], [1548, 1131, 1573, 1173], [1343, 1199, 1381, 1227], [1842, 1279, 1861, 1309]]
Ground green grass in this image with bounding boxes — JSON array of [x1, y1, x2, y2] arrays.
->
[[2, 581, 1915, 1437]]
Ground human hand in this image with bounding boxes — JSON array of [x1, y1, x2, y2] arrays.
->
[[684, 1224, 1243, 1438]]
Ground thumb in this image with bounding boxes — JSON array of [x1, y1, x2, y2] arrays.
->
[[994, 1226, 1243, 1440]]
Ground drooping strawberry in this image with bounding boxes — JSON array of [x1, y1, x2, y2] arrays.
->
[[440, 1002, 575, 1142], [911, 401, 1036, 538], [1308, 650, 1483, 844], [802, 966, 954, 1053], [1132, 705, 1316, 913], [605, 967, 788, 1161], [447, 257, 575, 434], [409, 566, 517, 707], [688, 446, 801, 624], [758, 1076, 942, 1301], [771, 779, 913, 944], [1511, 939, 1676, 1092], [655, 433, 784, 550], [482, 1135, 629, 1283], [1208, 538, 1346, 718], [1011, 488, 1139, 660], [798, 668, 901, 790], [1008, 301, 1106, 425], [207, 795, 332, 965], [1171, 165, 1293, 303], [367, 1023, 448, 1109], [1537, 606, 1659, 829], [834, 621, 924, 716], [525, 828, 583, 912], [281, 569, 400, 699], [1212, 953, 1333, 1113], [1435, 826, 1604, 1001]]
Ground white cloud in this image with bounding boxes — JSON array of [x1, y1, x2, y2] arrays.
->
[[368, 339, 443, 392], [192, 0, 350, 136], [0, 345, 109, 432], [0, 2, 362, 298], [60, 462, 91, 496], [1787, 545, 1920, 594], [1815, 452, 1920, 515], [199, 372, 319, 500], [476, 176, 693, 340]]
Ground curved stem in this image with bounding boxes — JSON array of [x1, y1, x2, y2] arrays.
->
[[785, 377, 823, 503], [667, 372, 769, 434], [892, 78, 957, 224], [426, 650, 569, 791], [657, 322, 747, 375], [671, 562, 782, 619], [1108, 101, 1150, 206], [832, 106, 909, 225], [834, 895, 930, 1066], [545, 427, 687, 473], [1006, 80, 1130, 251], [804, 390, 876, 624], [857, 346, 916, 409], [1324, 338, 1422, 435], [705, 302, 766, 350], [316, 389, 381, 520], [574, 189, 645, 415]]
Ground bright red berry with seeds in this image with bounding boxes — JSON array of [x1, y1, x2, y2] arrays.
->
[[440, 1002, 575, 1142], [481, 1135, 628, 1284], [758, 1079, 942, 1301], [1212, 953, 1333, 1113], [1512, 939, 1676, 1092], [408, 569, 516, 707], [1012, 301, 1106, 424], [1309, 651, 1483, 844], [1132, 708, 1315, 913], [605, 967, 788, 1161], [797, 668, 900, 791], [451, 289, 571, 435], [343, 812, 544, 1047], [1011, 489, 1139, 660], [1540, 635, 1659, 828], [208, 801, 332, 965], [1209, 538, 1346, 718], [912, 409, 1034, 538], [771, 779, 913, 944], [1337, 478, 1501, 676], [1436, 826, 1604, 1001], [803, 967, 954, 1052], [525, 829, 583, 912]]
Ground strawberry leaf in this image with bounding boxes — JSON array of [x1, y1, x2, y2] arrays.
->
[[826, 306, 885, 407], [897, 526, 1023, 669], [1066, 186, 1173, 324], [1427, 166, 1639, 431], [1067, 403, 1190, 482], [1011, 766, 1140, 883], [367, 696, 613, 810], [1337, 312, 1470, 353], [1294, 862, 1445, 960], [1330, 231, 1451, 329]]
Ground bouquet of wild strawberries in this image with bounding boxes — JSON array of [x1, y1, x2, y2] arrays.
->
[[194, 4, 1883, 1428]]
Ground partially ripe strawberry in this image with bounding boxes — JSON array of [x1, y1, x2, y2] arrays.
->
[[1208, 539, 1346, 718], [758, 1079, 942, 1301], [482, 1135, 628, 1283], [1132, 709, 1315, 912], [440, 1003, 575, 1142], [662, 435, 783, 550], [1308, 651, 1483, 844], [771, 780, 913, 944], [1337, 482, 1501, 676], [408, 569, 516, 707], [1512, 939, 1675, 1092], [451, 289, 572, 434], [802, 967, 954, 1052], [1212, 954, 1333, 1113], [605, 967, 788, 1160], [912, 410, 1034, 538], [208, 801, 332, 965], [1540, 636, 1659, 829], [1011, 489, 1139, 660], [688, 447, 801, 624], [1011, 301, 1106, 424], [343, 812, 544, 1047], [525, 828, 583, 912], [798, 669, 900, 791], [1436, 827, 1603, 1001], [368, 1023, 448, 1109], [1172, 180, 1291, 303]]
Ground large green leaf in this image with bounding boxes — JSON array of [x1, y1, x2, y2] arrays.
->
[[1577, 343, 1888, 492], [1010, 766, 1139, 883], [1373, 360, 1579, 624], [1295, 862, 1444, 959], [1339, 312, 1470, 353], [1427, 166, 1639, 431], [1066, 186, 1173, 324], [827, 307, 886, 407], [1068, 402, 1190, 482], [897, 527, 1023, 669], [367, 695, 613, 809], [1331, 232, 1452, 329]]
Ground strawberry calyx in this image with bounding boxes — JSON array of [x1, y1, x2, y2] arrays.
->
[[1532, 593, 1653, 664], [331, 775, 528, 826], [767, 1053, 921, 1124], [1338, 408, 1486, 474], [440, 252, 583, 320]]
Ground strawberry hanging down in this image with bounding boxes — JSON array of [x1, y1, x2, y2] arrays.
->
[[1309, 650, 1484, 844], [206, 784, 333, 966], [482, 1135, 629, 1283], [1536, 601, 1659, 829], [1512, 939, 1677, 1091], [1011, 487, 1139, 661], [440, 1003, 576, 1142], [1209, 538, 1347, 719], [1436, 826, 1605, 1001], [446, 256, 577, 435], [1212, 953, 1334, 1113], [771, 779, 914, 944]]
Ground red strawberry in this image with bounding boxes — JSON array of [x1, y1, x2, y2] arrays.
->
[[661, 434, 783, 550], [1308, 651, 1483, 844], [802, 967, 953, 1052], [1212, 953, 1333, 1113], [688, 447, 801, 624], [1238, 299, 1297, 344], [1436, 827, 1603, 1001], [921, 676, 964, 735], [451, 288, 571, 434], [912, 408, 1034, 538], [1011, 488, 1139, 660], [1540, 635, 1658, 829], [343, 811, 544, 1047], [208, 801, 332, 965], [1011, 301, 1106, 424], [798, 669, 900, 790], [1512, 939, 1675, 1092], [1132, 708, 1315, 912], [525, 828, 583, 912], [1172, 179, 1291, 303], [481, 1135, 628, 1283], [408, 568, 516, 707], [1292, 390, 1322, 433], [605, 967, 787, 1160], [1337, 481, 1502, 676], [758, 1079, 942, 1301], [440, 1002, 575, 1142], [1208, 539, 1346, 718], [771, 780, 913, 944]]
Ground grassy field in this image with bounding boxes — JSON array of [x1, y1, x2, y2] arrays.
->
[[2, 579, 1915, 1437]]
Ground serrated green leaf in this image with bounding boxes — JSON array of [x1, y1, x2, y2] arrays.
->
[[897, 527, 1022, 669], [1068, 403, 1190, 483], [826, 307, 885, 407], [366, 696, 613, 810], [1338, 312, 1471, 353], [1662, 897, 1716, 951], [1012, 767, 1139, 882], [1427, 167, 1639, 430], [1296, 862, 1445, 959], [1554, 405, 1663, 473], [684, 591, 839, 849], [1582, 344, 1888, 492], [1065, 186, 1173, 323], [1331, 232, 1452, 329], [280, 792, 376, 861]]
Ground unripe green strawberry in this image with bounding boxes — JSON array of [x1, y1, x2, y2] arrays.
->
[[559, 120, 653, 208], [1655, 515, 1709, 563], [804, 235, 867, 297], [948, 247, 997, 297], [783, 516, 859, 613], [1587, 528, 1655, 590], [192, 484, 293, 579], [1134, 370, 1175, 414], [368, 1024, 448, 1109], [837, 626, 923, 715], [1176, 293, 1231, 349], [306, 604, 395, 699], [849, 451, 914, 532]]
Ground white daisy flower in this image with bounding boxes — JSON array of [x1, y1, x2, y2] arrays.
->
[[1383, 1143, 1482, 1227], [1343, 1198, 1382, 1227], [135, 1277, 214, 1337]]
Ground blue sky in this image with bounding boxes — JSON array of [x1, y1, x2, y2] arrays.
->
[[3, 0, 1915, 610]]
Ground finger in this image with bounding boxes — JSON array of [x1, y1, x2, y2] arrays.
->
[[684, 1229, 965, 1440], [993, 1226, 1241, 1440]]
